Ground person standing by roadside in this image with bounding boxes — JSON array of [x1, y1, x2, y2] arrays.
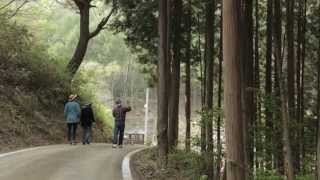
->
[[64, 94, 81, 145], [112, 99, 131, 148], [80, 103, 95, 145]]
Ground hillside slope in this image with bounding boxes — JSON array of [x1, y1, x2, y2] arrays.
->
[[0, 16, 109, 153]]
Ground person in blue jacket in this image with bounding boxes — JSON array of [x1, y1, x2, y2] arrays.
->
[[64, 94, 81, 145]]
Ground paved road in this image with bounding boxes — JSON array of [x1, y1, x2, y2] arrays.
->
[[0, 144, 141, 180]]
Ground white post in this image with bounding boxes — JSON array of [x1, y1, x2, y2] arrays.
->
[[144, 88, 149, 145]]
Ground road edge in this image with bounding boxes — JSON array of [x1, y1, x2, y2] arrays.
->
[[122, 147, 148, 180], [0, 147, 43, 158]]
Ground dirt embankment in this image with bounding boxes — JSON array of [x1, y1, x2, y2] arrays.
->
[[0, 87, 109, 153], [0, 63, 108, 153]]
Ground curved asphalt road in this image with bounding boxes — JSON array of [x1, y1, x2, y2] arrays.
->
[[0, 144, 141, 180]]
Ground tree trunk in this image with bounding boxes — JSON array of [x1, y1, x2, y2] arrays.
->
[[273, 0, 284, 173], [286, 0, 296, 171], [158, 0, 170, 169], [254, 0, 262, 170], [265, 0, 273, 169], [185, 0, 192, 152], [299, 0, 307, 169], [199, 14, 207, 153], [204, 0, 215, 179], [295, 0, 302, 172], [241, 0, 254, 176], [275, 1, 295, 178], [216, 2, 223, 178], [67, 2, 90, 76], [316, 2, 320, 178], [168, 0, 183, 150], [223, 0, 246, 179]]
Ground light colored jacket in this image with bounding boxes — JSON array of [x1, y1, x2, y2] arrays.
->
[[64, 101, 81, 123]]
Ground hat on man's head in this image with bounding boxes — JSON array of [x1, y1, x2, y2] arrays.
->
[[68, 94, 78, 101], [115, 99, 122, 105]]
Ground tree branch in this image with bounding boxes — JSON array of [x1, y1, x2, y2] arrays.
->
[[0, 0, 15, 11], [8, 0, 28, 18], [89, 7, 115, 39]]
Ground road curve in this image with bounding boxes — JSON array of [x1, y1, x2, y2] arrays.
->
[[0, 144, 142, 180]]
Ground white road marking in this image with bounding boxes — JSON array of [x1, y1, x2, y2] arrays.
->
[[0, 147, 43, 158], [122, 148, 147, 180]]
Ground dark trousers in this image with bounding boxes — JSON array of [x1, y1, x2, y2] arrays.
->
[[113, 122, 125, 145], [67, 123, 78, 142], [82, 126, 92, 144]]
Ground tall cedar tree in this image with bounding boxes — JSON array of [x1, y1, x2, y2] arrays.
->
[[185, 0, 192, 152], [316, 1, 320, 178], [241, 0, 255, 174], [254, 0, 262, 169], [273, 0, 284, 172], [286, 0, 297, 171], [168, 0, 183, 149], [158, 0, 170, 169], [265, 0, 273, 169], [204, 0, 215, 178], [223, 0, 246, 179], [274, 0, 295, 178], [216, 0, 223, 178]]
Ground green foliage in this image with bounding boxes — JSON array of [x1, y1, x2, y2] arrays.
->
[[168, 150, 204, 179], [255, 170, 283, 180], [72, 67, 113, 136], [0, 12, 114, 142]]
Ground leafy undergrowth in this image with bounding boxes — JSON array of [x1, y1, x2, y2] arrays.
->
[[130, 148, 204, 180], [0, 15, 111, 153], [131, 148, 314, 180]]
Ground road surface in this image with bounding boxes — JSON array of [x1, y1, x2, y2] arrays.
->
[[0, 144, 141, 180]]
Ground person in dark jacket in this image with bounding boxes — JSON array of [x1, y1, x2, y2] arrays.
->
[[64, 94, 81, 145], [80, 103, 95, 145], [112, 99, 131, 148]]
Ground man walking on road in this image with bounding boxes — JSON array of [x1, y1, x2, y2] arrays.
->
[[80, 103, 95, 145], [64, 94, 81, 145], [112, 99, 131, 148]]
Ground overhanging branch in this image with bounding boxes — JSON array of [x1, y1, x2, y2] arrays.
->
[[89, 7, 115, 39], [0, 0, 15, 11]]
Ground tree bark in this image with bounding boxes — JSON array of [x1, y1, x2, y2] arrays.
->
[[67, 1, 115, 76], [265, 0, 273, 169], [223, 0, 246, 179], [275, 1, 295, 178], [295, 0, 302, 171], [254, 0, 262, 169], [217, 2, 223, 178], [168, 0, 183, 150], [158, 0, 170, 169], [199, 14, 207, 153], [185, 0, 192, 153], [67, 1, 90, 76], [241, 0, 254, 176], [316, 2, 320, 178], [273, 0, 284, 173], [286, 0, 296, 172], [204, 0, 215, 179], [299, 0, 307, 169]]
